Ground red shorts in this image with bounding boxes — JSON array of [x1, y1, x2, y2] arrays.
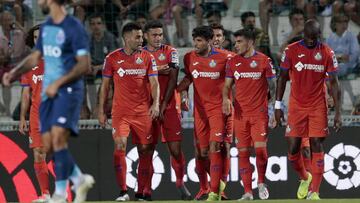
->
[[194, 113, 232, 149], [286, 107, 328, 138], [112, 115, 153, 145], [152, 111, 182, 144], [234, 116, 268, 148], [29, 112, 42, 148]]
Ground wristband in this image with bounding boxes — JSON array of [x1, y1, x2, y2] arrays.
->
[[275, 100, 282, 110]]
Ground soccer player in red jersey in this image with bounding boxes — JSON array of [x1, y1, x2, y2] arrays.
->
[[141, 20, 191, 200], [98, 22, 160, 201], [275, 20, 341, 200], [223, 28, 275, 200], [177, 26, 232, 201], [18, 25, 50, 203]]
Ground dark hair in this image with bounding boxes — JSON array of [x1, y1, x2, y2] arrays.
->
[[144, 20, 163, 33], [210, 23, 225, 34], [205, 10, 221, 19], [135, 13, 147, 20], [240, 11, 255, 24], [122, 22, 142, 37], [54, 0, 72, 5], [25, 24, 41, 48], [192, 26, 214, 41], [289, 8, 304, 21], [89, 12, 105, 22], [233, 28, 256, 41], [330, 14, 350, 32]]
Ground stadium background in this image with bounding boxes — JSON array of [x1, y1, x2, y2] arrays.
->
[[1, 0, 360, 202]]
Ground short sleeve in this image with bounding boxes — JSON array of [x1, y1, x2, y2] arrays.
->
[[168, 47, 179, 67], [265, 58, 276, 78], [147, 54, 158, 76], [21, 71, 31, 87], [71, 22, 89, 56], [225, 59, 234, 78], [279, 47, 291, 70], [35, 26, 43, 53], [326, 49, 338, 75], [102, 55, 114, 78]]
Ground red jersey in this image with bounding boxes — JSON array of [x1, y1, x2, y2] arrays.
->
[[103, 48, 158, 116], [280, 40, 338, 109], [20, 59, 44, 114], [183, 48, 233, 116], [143, 44, 179, 113], [226, 51, 275, 117]]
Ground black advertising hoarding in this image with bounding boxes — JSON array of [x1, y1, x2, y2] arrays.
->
[[1, 127, 360, 202]]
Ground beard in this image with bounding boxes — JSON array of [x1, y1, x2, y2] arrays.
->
[[41, 6, 50, 15]]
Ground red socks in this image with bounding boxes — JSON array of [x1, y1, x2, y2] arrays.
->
[[171, 152, 185, 187], [114, 150, 127, 191], [238, 150, 252, 194], [255, 147, 268, 184], [144, 161, 154, 196], [137, 153, 153, 194], [303, 155, 311, 173], [209, 152, 223, 193], [288, 152, 308, 180], [222, 155, 230, 183], [311, 152, 324, 193], [34, 161, 50, 195], [195, 159, 210, 190]]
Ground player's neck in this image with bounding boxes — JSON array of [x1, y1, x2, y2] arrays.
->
[[123, 46, 138, 55], [242, 48, 255, 58], [145, 45, 159, 52], [198, 45, 212, 57], [50, 5, 67, 24]]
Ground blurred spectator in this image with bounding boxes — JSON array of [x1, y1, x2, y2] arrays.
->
[[326, 14, 359, 78], [241, 11, 272, 58], [15, 0, 33, 29], [135, 13, 147, 30], [259, 0, 305, 34], [351, 96, 360, 115], [306, 0, 333, 19], [149, 0, 191, 47], [73, 0, 105, 23], [277, 8, 305, 60], [333, 0, 360, 26], [0, 0, 23, 26], [194, 0, 229, 26], [206, 10, 233, 51], [0, 10, 26, 117]]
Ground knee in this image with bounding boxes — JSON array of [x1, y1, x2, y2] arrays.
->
[[301, 147, 311, 158], [200, 147, 209, 159], [33, 147, 46, 161], [209, 141, 221, 152], [170, 148, 181, 159], [114, 138, 127, 151], [310, 138, 324, 152], [137, 144, 152, 155]]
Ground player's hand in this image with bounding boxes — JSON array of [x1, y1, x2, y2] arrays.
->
[[149, 103, 160, 119], [18, 119, 28, 135], [181, 97, 189, 111], [157, 65, 170, 75], [274, 109, 284, 127], [222, 98, 232, 116], [334, 112, 342, 132], [2, 72, 13, 87], [98, 111, 107, 128], [159, 102, 167, 121], [45, 83, 59, 98]]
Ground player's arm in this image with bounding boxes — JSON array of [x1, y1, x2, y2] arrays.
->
[[19, 86, 30, 135], [222, 77, 234, 116], [328, 74, 342, 132], [45, 55, 90, 98], [98, 77, 111, 128], [2, 51, 41, 86], [177, 53, 192, 111], [149, 75, 160, 119], [275, 68, 289, 126], [159, 64, 178, 120]]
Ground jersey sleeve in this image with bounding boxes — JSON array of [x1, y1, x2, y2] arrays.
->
[[168, 47, 180, 67], [225, 59, 234, 78], [265, 57, 276, 78], [102, 55, 114, 78], [20, 71, 31, 87], [71, 22, 90, 56], [147, 53, 158, 77], [279, 47, 291, 70], [183, 53, 193, 81], [326, 49, 338, 75]]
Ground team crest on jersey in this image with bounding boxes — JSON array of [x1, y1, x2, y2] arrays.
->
[[234, 71, 240, 80], [136, 57, 143, 64], [250, 60, 258, 68], [209, 59, 217, 68], [315, 52, 322, 61], [55, 29, 65, 45], [158, 53, 166, 61]]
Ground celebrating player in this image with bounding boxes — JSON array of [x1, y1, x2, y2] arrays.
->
[[98, 22, 160, 201], [275, 19, 341, 200], [3, 0, 95, 202], [223, 28, 275, 200]]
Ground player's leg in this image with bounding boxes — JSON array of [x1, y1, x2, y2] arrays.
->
[[251, 117, 269, 200], [301, 138, 311, 172], [236, 117, 253, 201], [222, 114, 233, 184], [112, 116, 130, 201]]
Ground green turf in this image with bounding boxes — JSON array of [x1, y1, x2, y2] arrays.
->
[[86, 200, 360, 203]]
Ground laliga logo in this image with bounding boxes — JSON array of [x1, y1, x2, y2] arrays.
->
[[126, 147, 164, 191], [324, 143, 360, 190]]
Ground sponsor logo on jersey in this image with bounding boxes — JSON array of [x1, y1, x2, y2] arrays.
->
[[234, 71, 262, 80], [32, 74, 44, 84], [117, 68, 146, 77], [294, 62, 324, 72], [191, 69, 220, 79]]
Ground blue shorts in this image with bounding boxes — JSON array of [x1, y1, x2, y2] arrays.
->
[[39, 87, 83, 136]]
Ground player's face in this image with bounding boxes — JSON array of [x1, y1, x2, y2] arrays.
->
[[193, 36, 210, 55], [127, 29, 143, 51], [243, 16, 256, 29], [89, 17, 104, 34], [207, 15, 221, 25], [145, 28, 163, 49], [304, 22, 321, 48], [38, 0, 50, 15], [234, 36, 253, 55], [212, 29, 225, 49], [136, 17, 147, 30], [33, 29, 39, 44]]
